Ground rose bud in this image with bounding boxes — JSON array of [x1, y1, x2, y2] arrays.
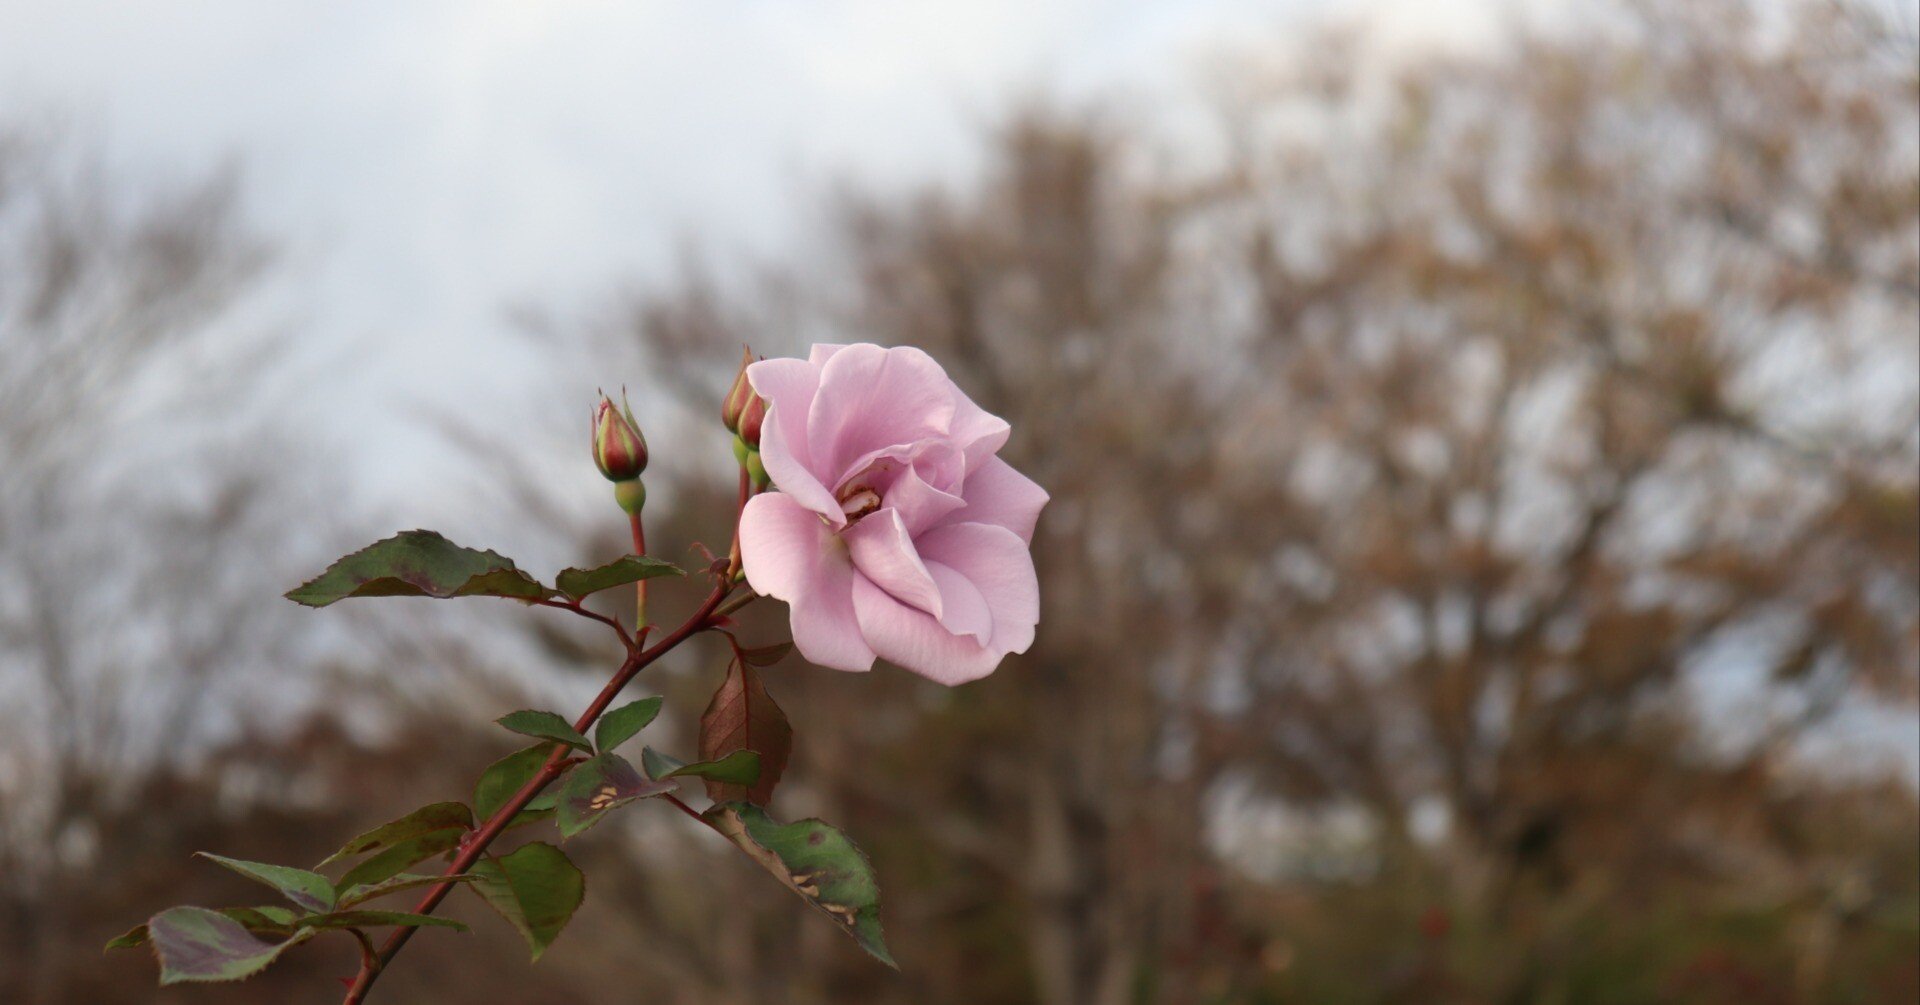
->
[[592, 391, 648, 483], [721, 345, 755, 433], [737, 389, 767, 450]]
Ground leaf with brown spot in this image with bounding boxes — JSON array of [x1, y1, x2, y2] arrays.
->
[[703, 802, 894, 968], [697, 657, 792, 806], [553, 752, 674, 838]]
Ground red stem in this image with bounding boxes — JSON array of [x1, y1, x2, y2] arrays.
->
[[726, 466, 750, 578], [339, 581, 735, 1005], [629, 511, 650, 641]]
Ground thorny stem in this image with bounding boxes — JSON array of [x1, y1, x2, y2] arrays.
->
[[348, 929, 380, 981], [339, 580, 739, 1005], [339, 439, 775, 1004], [340, 469, 771, 1004]]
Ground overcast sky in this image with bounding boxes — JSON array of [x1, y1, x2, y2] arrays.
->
[[1, 0, 1389, 507]]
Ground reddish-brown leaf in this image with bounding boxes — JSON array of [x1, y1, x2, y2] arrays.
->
[[736, 641, 794, 667], [697, 658, 792, 806]]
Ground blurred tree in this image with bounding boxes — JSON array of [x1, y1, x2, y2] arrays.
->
[[492, 1, 1915, 1002], [0, 131, 335, 1002], [6, 1, 1914, 1003]]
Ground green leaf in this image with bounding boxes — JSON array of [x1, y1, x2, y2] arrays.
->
[[704, 802, 895, 968], [334, 830, 465, 895], [698, 658, 792, 806], [320, 802, 472, 867], [337, 872, 479, 909], [496, 710, 593, 754], [639, 746, 683, 781], [554, 555, 684, 600], [473, 744, 567, 822], [504, 806, 557, 831], [147, 906, 316, 984], [297, 910, 468, 932], [554, 752, 675, 838], [594, 696, 662, 752], [106, 906, 298, 951], [467, 843, 585, 961], [641, 747, 761, 785], [195, 853, 334, 913], [285, 530, 554, 608]]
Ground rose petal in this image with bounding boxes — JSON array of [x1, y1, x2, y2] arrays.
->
[[747, 357, 841, 523], [834, 436, 965, 499], [739, 494, 876, 671], [927, 561, 992, 643], [944, 456, 1050, 544], [913, 522, 1040, 655], [807, 344, 847, 367], [852, 573, 1004, 685], [842, 509, 943, 619], [884, 462, 968, 537], [950, 391, 1011, 470], [808, 344, 958, 486]]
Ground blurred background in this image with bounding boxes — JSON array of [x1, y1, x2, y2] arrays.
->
[[2, 0, 1916, 1002]]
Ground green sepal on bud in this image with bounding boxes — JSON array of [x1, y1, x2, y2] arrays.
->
[[592, 391, 648, 483], [613, 479, 646, 515], [745, 450, 769, 490]]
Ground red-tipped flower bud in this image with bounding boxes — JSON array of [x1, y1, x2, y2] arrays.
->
[[721, 346, 755, 433], [737, 390, 766, 449], [593, 391, 648, 482]]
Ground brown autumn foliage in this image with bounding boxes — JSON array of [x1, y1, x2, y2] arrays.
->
[[3, 2, 1915, 1003]]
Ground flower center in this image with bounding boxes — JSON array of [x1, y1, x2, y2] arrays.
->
[[838, 484, 881, 521]]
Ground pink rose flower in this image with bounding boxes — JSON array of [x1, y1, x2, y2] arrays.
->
[[738, 343, 1048, 684]]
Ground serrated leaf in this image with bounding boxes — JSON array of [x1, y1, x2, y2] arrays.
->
[[334, 830, 465, 894], [321, 802, 472, 867], [297, 910, 468, 932], [285, 530, 554, 607], [337, 872, 479, 909], [196, 854, 334, 913], [554, 752, 675, 838], [698, 658, 792, 806], [554, 555, 684, 600], [594, 696, 662, 753], [641, 747, 760, 784], [148, 906, 316, 985], [106, 906, 298, 951], [467, 843, 584, 961], [473, 744, 567, 822], [705, 802, 895, 968], [497, 710, 593, 754], [736, 642, 794, 667]]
